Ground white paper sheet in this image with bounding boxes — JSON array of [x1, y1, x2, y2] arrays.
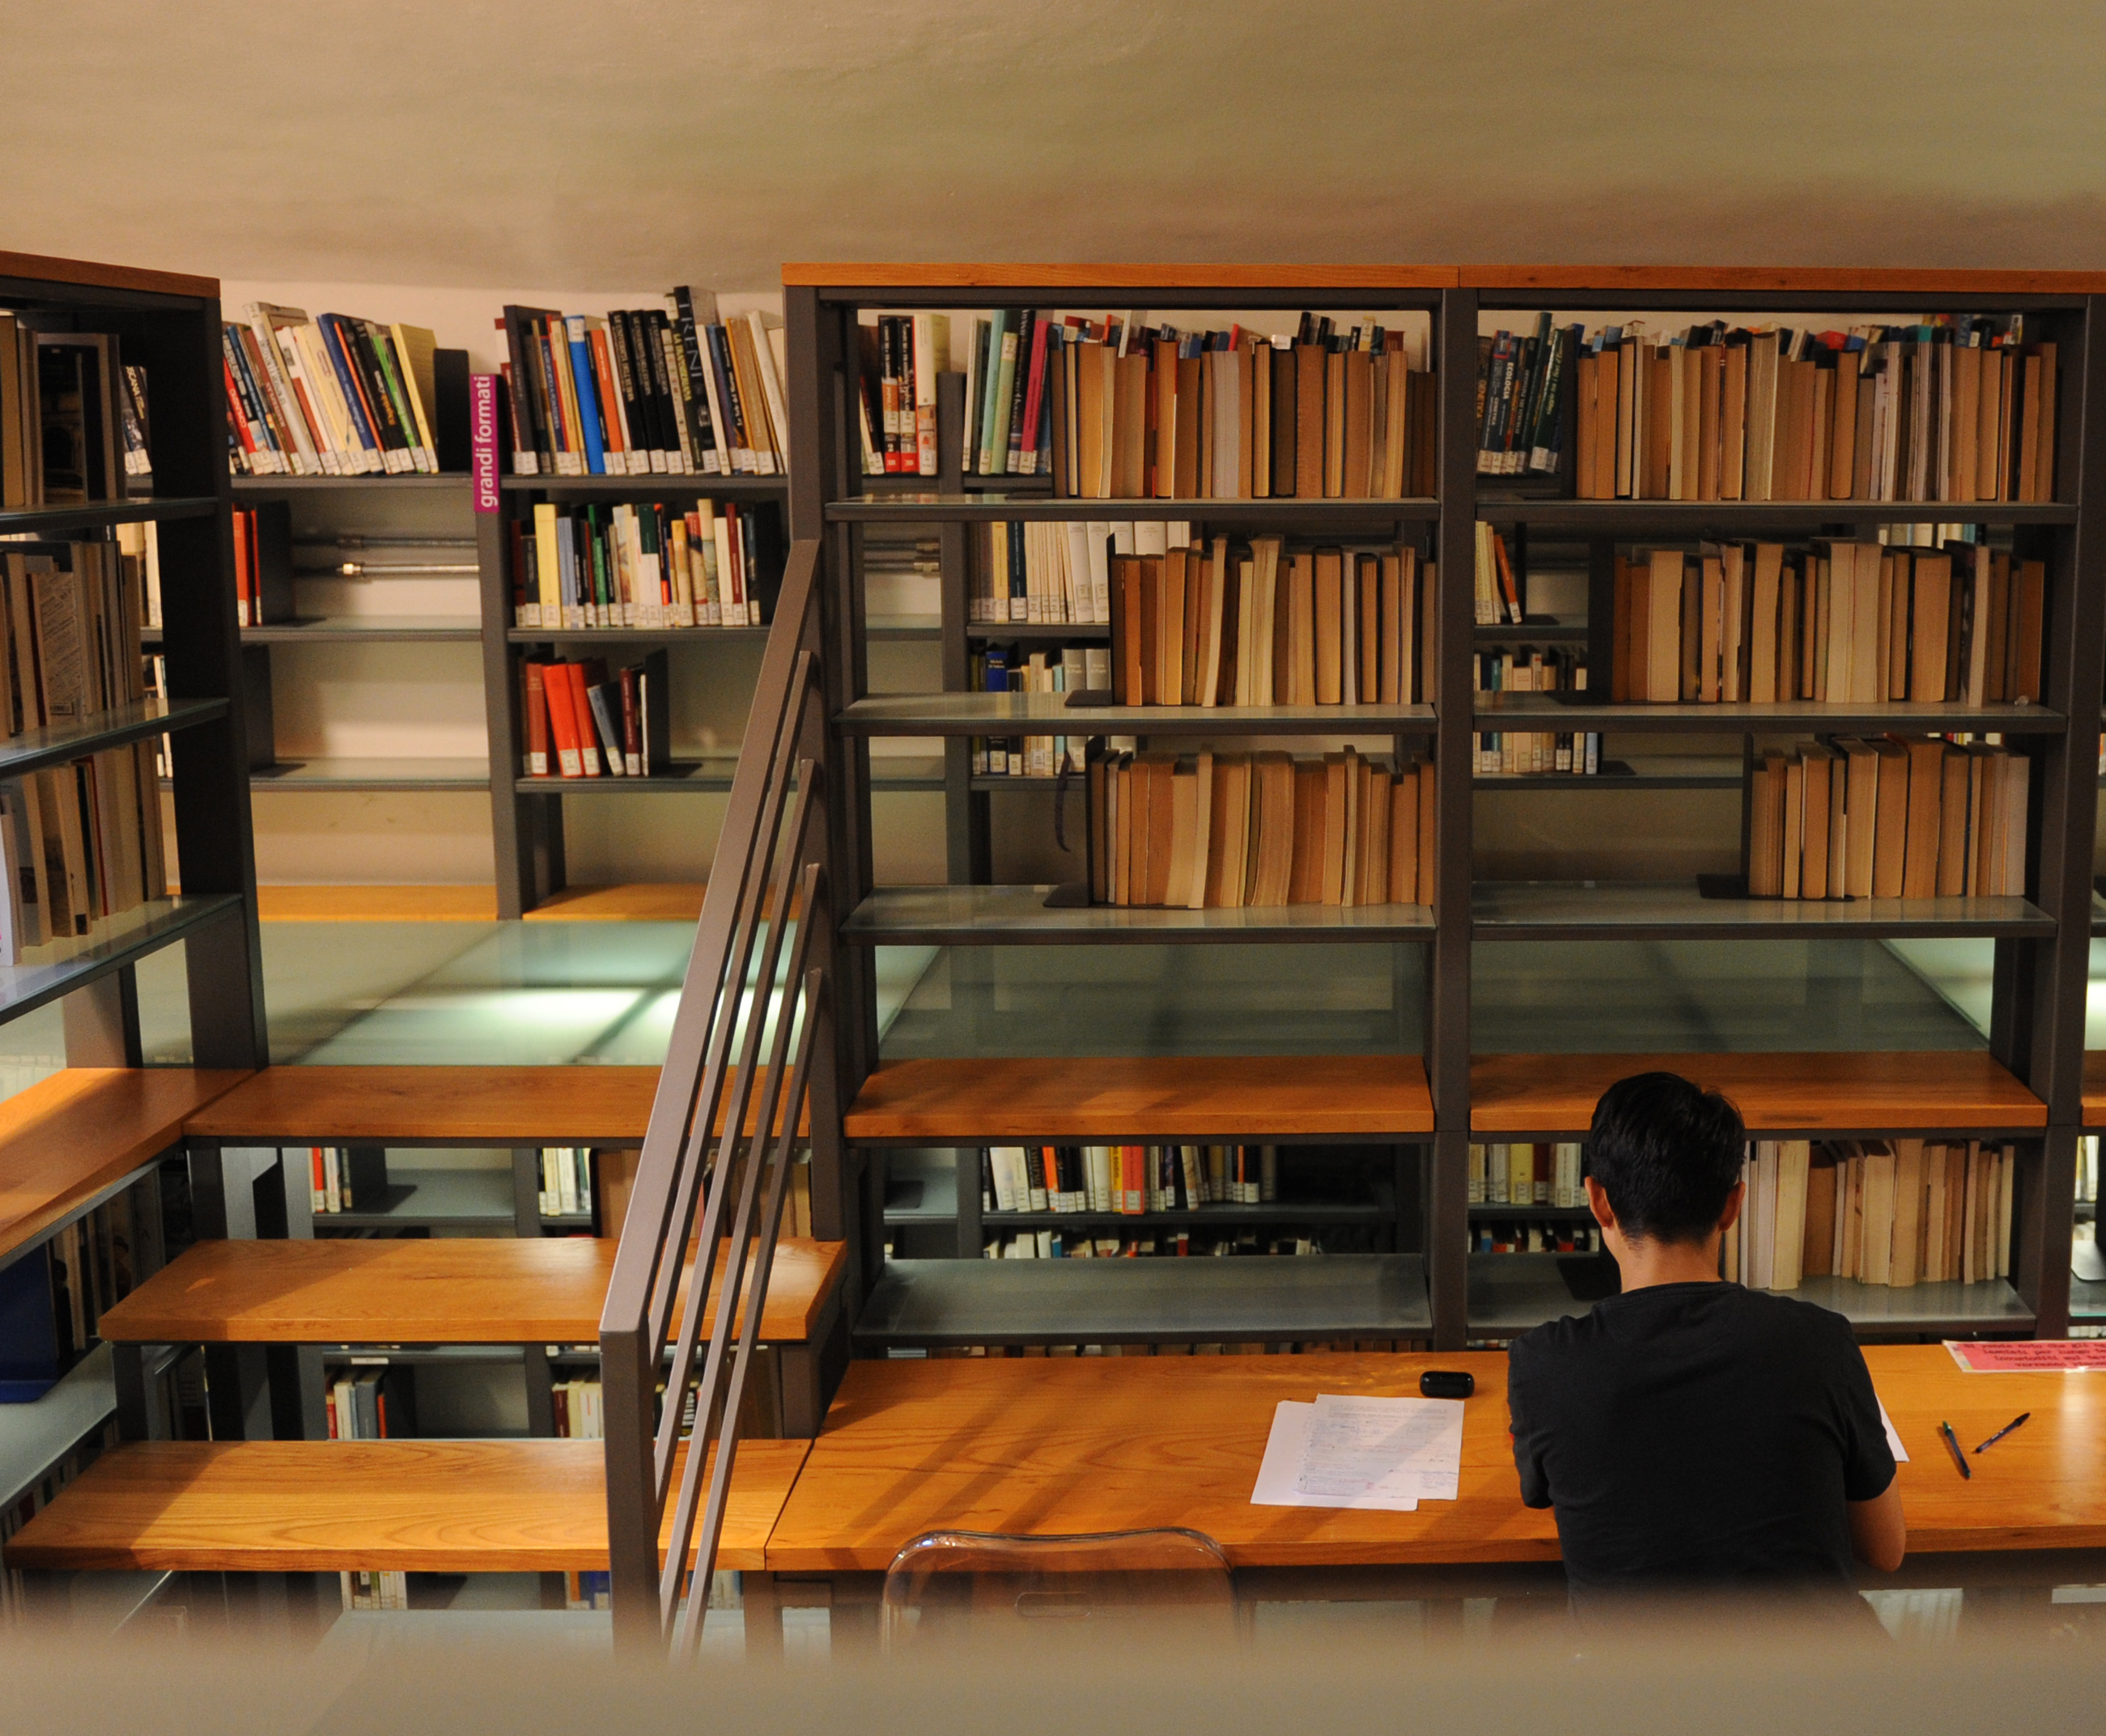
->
[[1878, 1399, 1909, 1464], [1250, 1400, 1417, 1512], [1293, 1393, 1465, 1504]]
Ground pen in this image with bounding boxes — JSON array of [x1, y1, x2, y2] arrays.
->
[[1939, 1421, 1972, 1479], [1974, 1411, 2031, 1454]]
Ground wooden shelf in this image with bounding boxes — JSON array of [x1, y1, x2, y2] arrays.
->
[[100, 1235, 845, 1346], [2, 1437, 807, 1574], [839, 694, 1437, 736], [827, 495, 1440, 526], [257, 885, 501, 922], [0, 1069, 250, 1264], [231, 473, 469, 493], [1470, 1051, 2045, 1137], [502, 474, 785, 498], [506, 625, 770, 643], [2079, 1052, 2106, 1130], [526, 884, 706, 922], [1471, 879, 2053, 940], [843, 884, 1436, 945], [182, 1063, 802, 1146], [847, 1055, 1433, 1144], [788, 262, 1459, 291], [1474, 499, 2077, 530], [853, 1254, 1430, 1348], [1475, 691, 2066, 735]]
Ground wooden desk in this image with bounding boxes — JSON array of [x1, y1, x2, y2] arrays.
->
[[97, 1235, 847, 1346], [765, 1346, 2106, 1572], [3, 1437, 806, 1574], [0, 1068, 250, 1263], [1471, 1052, 2045, 1137], [182, 1063, 804, 1145]]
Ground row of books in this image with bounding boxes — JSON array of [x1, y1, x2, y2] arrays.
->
[[1744, 737, 2029, 900], [553, 1377, 603, 1439], [1612, 541, 2047, 707], [1475, 316, 1572, 478], [1471, 524, 1526, 623], [965, 518, 1182, 626], [1110, 537, 1433, 708], [512, 500, 778, 630], [538, 1148, 596, 1219], [520, 654, 669, 779], [1728, 1139, 2014, 1291], [1473, 644, 1594, 775], [223, 305, 448, 477], [981, 1145, 1281, 1214], [308, 1148, 368, 1215], [1468, 1142, 1587, 1207], [1086, 747, 1435, 909], [1569, 317, 2057, 503], [0, 745, 168, 956], [500, 293, 787, 478], [325, 1365, 414, 1438], [0, 542, 151, 737], [969, 642, 1107, 779], [342, 1572, 410, 1611], [860, 313, 943, 474], [877, 310, 1440, 499], [1, 318, 147, 507], [117, 522, 163, 629], [984, 1232, 1326, 1259], [2083, 1135, 2100, 1207], [1475, 1222, 1604, 1254]]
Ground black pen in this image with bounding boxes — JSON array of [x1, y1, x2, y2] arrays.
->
[[1939, 1420, 1971, 1479], [1974, 1411, 2031, 1454]]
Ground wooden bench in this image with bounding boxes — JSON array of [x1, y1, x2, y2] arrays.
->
[[2, 1437, 806, 1574], [97, 1235, 847, 1346]]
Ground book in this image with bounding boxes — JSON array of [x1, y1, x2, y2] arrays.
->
[[1747, 1137, 2014, 1290], [510, 500, 780, 630]]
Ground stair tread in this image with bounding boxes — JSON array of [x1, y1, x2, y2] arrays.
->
[[182, 1064, 803, 1144], [99, 1235, 846, 1345], [0, 1068, 251, 1264], [845, 1055, 1433, 1142], [2, 1438, 806, 1573]]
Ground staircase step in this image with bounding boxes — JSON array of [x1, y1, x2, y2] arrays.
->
[[0, 1067, 250, 1264], [2, 1438, 807, 1573], [183, 1064, 803, 1145], [845, 1055, 1433, 1144], [98, 1235, 846, 1346]]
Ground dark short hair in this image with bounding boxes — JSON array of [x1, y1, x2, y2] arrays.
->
[[1588, 1072, 1746, 1243]]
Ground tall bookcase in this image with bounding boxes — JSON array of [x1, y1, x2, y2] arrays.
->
[[0, 249, 266, 1541], [783, 265, 2103, 1354]]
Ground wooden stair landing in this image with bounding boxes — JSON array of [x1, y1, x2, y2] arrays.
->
[[184, 1064, 803, 1146], [2, 1438, 806, 1574], [846, 1055, 1433, 1144], [0, 1068, 250, 1264], [1471, 1051, 2046, 1136], [98, 1235, 846, 1346]]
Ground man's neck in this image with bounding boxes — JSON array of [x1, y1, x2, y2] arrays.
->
[[1613, 1233, 1725, 1292]]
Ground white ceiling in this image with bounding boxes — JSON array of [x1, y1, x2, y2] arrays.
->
[[6, 0, 2104, 294]]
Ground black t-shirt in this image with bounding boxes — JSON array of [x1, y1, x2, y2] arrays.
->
[[1506, 1281, 1896, 1600]]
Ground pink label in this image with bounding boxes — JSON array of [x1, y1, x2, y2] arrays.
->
[[1946, 1340, 2106, 1372], [471, 372, 500, 513]]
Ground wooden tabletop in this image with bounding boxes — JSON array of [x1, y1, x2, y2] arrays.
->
[[763, 1346, 2106, 1571], [182, 1064, 803, 1144], [0, 1068, 250, 1263], [2, 1437, 806, 1574], [1471, 1051, 2044, 1136], [0, 248, 218, 301], [97, 1234, 846, 1346], [846, 1055, 1433, 1144], [2079, 1051, 2106, 1130]]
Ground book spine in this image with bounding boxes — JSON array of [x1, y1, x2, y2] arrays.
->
[[565, 318, 609, 475], [671, 289, 723, 474]]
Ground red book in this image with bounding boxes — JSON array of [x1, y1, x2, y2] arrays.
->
[[560, 662, 601, 775], [521, 663, 550, 776], [1018, 317, 1051, 473], [232, 509, 253, 625], [618, 666, 641, 776], [542, 662, 584, 777]]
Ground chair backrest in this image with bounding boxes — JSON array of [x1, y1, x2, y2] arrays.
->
[[881, 1528, 1235, 1652]]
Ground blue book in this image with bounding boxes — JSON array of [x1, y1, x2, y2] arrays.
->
[[316, 315, 382, 469], [565, 316, 608, 475]]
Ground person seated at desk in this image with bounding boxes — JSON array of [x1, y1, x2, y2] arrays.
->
[[1506, 1072, 1907, 1607]]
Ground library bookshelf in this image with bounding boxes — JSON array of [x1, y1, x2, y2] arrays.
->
[[781, 263, 2104, 1353], [0, 251, 268, 1573]]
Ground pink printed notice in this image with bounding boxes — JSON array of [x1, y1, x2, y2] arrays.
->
[[471, 374, 500, 513], [1945, 1340, 2106, 1373]]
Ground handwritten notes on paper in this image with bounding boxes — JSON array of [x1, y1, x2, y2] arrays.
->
[[1250, 1394, 1465, 1513]]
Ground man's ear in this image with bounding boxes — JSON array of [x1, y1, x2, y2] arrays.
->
[[1717, 1178, 1746, 1233], [1583, 1174, 1616, 1234]]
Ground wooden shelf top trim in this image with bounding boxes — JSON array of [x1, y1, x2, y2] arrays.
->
[[0, 1069, 251, 1263], [2, 1438, 806, 1574], [2077, 1052, 2106, 1129], [783, 262, 2106, 297], [0, 248, 217, 301], [846, 1055, 1433, 1143], [98, 1234, 845, 1346], [182, 1064, 803, 1144], [764, 1346, 2106, 1571], [1471, 1051, 2045, 1134]]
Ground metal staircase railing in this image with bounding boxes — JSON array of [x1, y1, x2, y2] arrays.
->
[[599, 537, 830, 1652]]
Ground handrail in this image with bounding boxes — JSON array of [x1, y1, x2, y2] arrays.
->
[[600, 537, 830, 1652]]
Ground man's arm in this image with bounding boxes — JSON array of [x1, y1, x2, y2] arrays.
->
[[1849, 1481, 1905, 1573]]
